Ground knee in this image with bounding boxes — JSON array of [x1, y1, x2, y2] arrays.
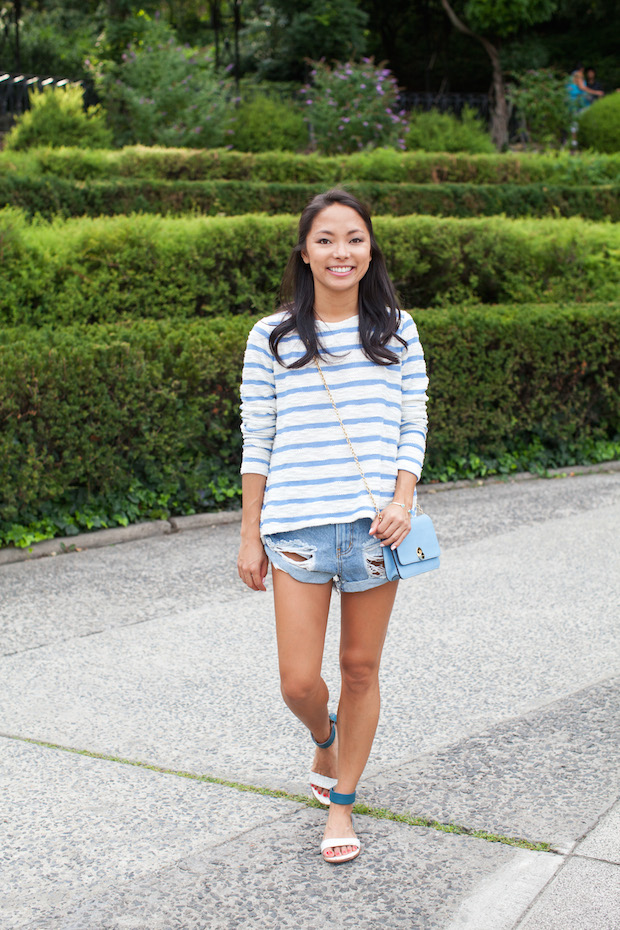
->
[[340, 654, 380, 694], [280, 673, 319, 706]]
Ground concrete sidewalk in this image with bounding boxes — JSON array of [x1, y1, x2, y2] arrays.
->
[[1, 472, 619, 929]]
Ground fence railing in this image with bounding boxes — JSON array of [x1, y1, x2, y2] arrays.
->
[[0, 73, 98, 123]]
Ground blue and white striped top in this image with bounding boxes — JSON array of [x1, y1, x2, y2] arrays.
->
[[240, 309, 429, 535]]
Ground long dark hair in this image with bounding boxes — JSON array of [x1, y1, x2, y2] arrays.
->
[[269, 189, 405, 369]]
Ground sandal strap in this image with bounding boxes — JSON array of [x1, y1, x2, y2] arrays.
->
[[312, 712, 337, 748], [329, 789, 356, 805]]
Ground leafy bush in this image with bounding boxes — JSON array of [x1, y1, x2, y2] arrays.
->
[[1, 303, 617, 547], [508, 69, 572, 149], [578, 93, 620, 153], [0, 209, 619, 326], [3, 85, 113, 152], [0, 6, 97, 81], [406, 107, 494, 154], [2, 175, 619, 221], [4, 146, 618, 185], [301, 58, 408, 154], [95, 16, 232, 148], [226, 94, 309, 152]]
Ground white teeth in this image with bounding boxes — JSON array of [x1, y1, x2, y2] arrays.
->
[[328, 266, 353, 273]]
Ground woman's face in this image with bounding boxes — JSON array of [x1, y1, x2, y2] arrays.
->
[[301, 203, 372, 299]]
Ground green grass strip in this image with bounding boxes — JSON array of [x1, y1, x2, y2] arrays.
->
[[2, 732, 551, 853]]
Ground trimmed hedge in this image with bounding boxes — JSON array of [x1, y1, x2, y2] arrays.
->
[[1, 146, 619, 185], [1, 304, 618, 537], [1, 209, 619, 326], [2, 176, 619, 221]]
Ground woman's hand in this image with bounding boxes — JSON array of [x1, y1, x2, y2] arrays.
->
[[369, 502, 411, 550], [237, 536, 269, 591]]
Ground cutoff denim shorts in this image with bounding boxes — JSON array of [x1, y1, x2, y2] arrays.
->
[[262, 518, 392, 593]]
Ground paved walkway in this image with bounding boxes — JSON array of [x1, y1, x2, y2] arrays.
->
[[1, 471, 619, 929]]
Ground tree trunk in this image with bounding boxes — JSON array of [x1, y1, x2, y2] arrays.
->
[[232, 0, 241, 94], [439, 0, 509, 150], [14, 0, 21, 72]]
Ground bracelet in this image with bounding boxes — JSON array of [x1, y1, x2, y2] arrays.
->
[[391, 501, 408, 510]]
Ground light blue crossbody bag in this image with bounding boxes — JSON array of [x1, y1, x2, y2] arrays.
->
[[316, 358, 440, 580]]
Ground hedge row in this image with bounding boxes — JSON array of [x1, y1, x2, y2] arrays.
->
[[3, 176, 619, 221], [1, 304, 618, 531], [1, 146, 619, 185], [1, 209, 619, 326]]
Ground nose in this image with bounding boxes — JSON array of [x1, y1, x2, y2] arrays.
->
[[333, 241, 350, 259]]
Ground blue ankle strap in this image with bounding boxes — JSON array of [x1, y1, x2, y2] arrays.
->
[[329, 789, 356, 805], [312, 712, 337, 749]]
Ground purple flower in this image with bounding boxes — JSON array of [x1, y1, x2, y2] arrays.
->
[[363, 121, 368, 127], [306, 99, 313, 105], [376, 85, 384, 96], [342, 117, 350, 123], [225, 63, 234, 72], [360, 83, 366, 89], [376, 123, 383, 130]]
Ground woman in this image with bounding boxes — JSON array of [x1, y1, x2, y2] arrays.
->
[[237, 190, 429, 864]]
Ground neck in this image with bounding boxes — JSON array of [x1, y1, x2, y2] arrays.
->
[[313, 285, 359, 323]]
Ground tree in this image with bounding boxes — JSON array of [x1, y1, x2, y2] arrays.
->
[[438, 0, 558, 149]]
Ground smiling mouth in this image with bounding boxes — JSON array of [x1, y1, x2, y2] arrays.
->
[[327, 266, 354, 275]]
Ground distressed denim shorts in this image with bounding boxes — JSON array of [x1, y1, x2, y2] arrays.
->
[[262, 518, 391, 593]]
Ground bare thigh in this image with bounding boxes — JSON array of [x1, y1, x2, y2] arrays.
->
[[272, 566, 333, 689]]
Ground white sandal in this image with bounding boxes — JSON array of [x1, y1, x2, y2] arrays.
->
[[321, 790, 361, 864], [309, 712, 337, 805]]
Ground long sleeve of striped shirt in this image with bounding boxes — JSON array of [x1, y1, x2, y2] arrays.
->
[[240, 309, 429, 535]]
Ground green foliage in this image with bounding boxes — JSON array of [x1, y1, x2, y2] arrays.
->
[[406, 106, 494, 154], [2, 175, 619, 221], [464, 0, 558, 37], [302, 59, 408, 154], [1, 209, 618, 326], [95, 16, 232, 148], [1, 302, 617, 548], [508, 69, 572, 148], [3, 85, 113, 152], [0, 315, 251, 542], [0, 4, 99, 80], [578, 93, 620, 154], [3, 146, 618, 185], [248, 0, 368, 82], [226, 94, 309, 152]]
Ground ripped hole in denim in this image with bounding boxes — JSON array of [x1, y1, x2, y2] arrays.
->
[[363, 543, 386, 578], [269, 539, 316, 570]]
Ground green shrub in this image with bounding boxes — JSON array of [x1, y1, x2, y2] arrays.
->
[[578, 93, 620, 153], [227, 94, 309, 152], [508, 69, 572, 149], [1, 303, 617, 547], [3, 86, 113, 152], [1, 146, 619, 185], [302, 59, 408, 154], [96, 17, 233, 148], [2, 175, 618, 221], [406, 107, 494, 154], [0, 210, 618, 326]]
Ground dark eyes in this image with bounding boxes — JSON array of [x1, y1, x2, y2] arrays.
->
[[317, 237, 364, 244]]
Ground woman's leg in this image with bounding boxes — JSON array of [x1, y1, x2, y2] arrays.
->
[[322, 579, 399, 860], [272, 567, 337, 791]]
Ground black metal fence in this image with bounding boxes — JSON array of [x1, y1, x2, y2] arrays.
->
[[398, 91, 490, 122], [0, 72, 97, 126]]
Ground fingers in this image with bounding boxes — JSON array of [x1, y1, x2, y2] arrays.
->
[[237, 555, 269, 592], [370, 504, 411, 549]]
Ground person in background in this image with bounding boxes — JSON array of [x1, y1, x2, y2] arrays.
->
[[567, 63, 603, 112], [585, 67, 605, 97]]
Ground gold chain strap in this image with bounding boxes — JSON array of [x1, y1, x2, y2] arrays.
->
[[315, 356, 382, 518]]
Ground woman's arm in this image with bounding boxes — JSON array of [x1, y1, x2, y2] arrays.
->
[[238, 473, 269, 591]]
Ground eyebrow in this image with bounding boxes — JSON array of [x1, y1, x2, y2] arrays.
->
[[315, 228, 365, 236]]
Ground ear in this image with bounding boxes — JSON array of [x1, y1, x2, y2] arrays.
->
[[301, 249, 309, 264]]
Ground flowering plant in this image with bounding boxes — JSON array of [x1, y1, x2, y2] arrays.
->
[[96, 17, 232, 148], [301, 58, 408, 154]]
